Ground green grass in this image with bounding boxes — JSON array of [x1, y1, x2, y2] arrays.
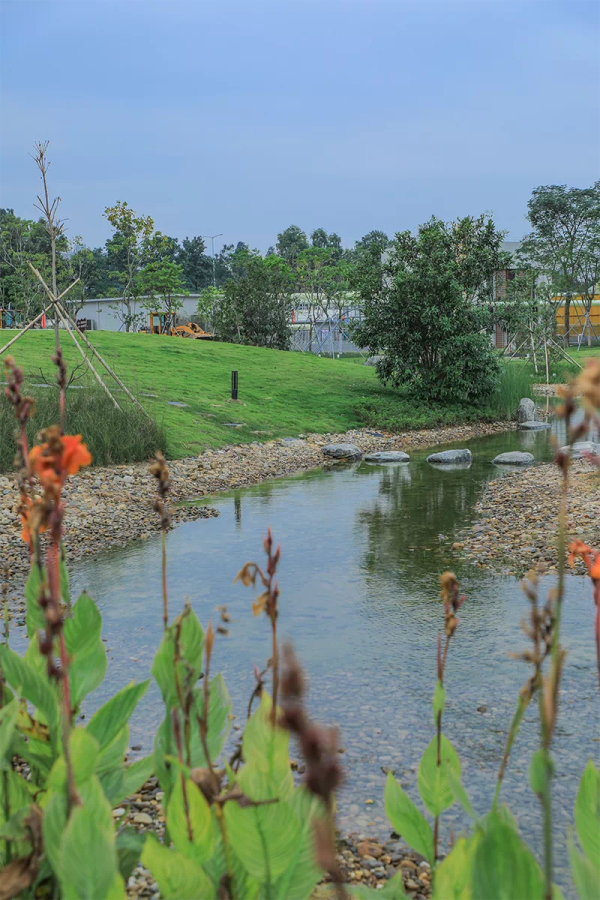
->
[[515, 346, 600, 383], [0, 331, 537, 462]]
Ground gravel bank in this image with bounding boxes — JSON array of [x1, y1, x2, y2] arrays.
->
[[457, 458, 600, 575], [0, 421, 514, 610]]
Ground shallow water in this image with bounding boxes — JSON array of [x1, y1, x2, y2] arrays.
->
[[13, 411, 599, 890]]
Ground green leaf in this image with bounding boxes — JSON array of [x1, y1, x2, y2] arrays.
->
[[384, 772, 433, 863], [569, 828, 598, 900], [48, 728, 99, 793], [195, 672, 232, 763], [242, 692, 290, 789], [351, 871, 407, 898], [447, 768, 476, 819], [42, 791, 68, 878], [432, 680, 445, 721], [574, 760, 600, 871], [529, 748, 553, 797], [59, 548, 71, 610], [116, 827, 146, 884], [472, 812, 544, 900], [70, 641, 107, 709], [434, 833, 480, 900], [141, 833, 212, 900], [111, 756, 154, 806], [96, 726, 129, 776], [58, 805, 118, 899], [86, 680, 150, 751], [224, 796, 300, 883], [167, 775, 214, 864], [0, 645, 60, 747], [151, 605, 204, 709], [272, 787, 326, 900], [0, 699, 19, 768], [417, 734, 461, 817], [64, 592, 102, 657], [25, 563, 46, 638]]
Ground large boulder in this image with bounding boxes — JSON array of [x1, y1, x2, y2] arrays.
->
[[559, 441, 598, 459], [322, 443, 362, 461], [492, 451, 535, 466], [364, 450, 410, 463], [426, 448, 472, 465], [519, 422, 551, 431], [517, 398, 537, 423]]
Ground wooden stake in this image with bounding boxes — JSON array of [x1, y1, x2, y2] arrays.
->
[[53, 303, 122, 410]]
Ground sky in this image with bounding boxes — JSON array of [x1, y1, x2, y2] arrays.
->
[[1, 0, 599, 254]]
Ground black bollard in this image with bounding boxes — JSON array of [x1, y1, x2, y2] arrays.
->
[[231, 370, 238, 400]]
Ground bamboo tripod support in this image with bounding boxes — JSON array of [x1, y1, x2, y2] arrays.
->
[[0, 262, 152, 420]]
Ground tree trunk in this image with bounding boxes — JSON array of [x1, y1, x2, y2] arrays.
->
[[585, 309, 592, 347]]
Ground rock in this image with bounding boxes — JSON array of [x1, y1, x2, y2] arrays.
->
[[365, 356, 382, 367], [492, 452, 535, 466], [364, 451, 410, 463], [519, 422, 551, 431], [322, 443, 362, 461], [517, 398, 537, 423], [426, 449, 472, 465], [132, 812, 152, 825], [357, 841, 383, 859], [560, 441, 598, 459]]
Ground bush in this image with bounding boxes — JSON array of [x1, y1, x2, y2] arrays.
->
[[0, 386, 166, 473]]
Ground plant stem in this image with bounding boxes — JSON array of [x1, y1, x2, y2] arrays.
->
[[492, 693, 529, 812], [270, 613, 278, 726], [161, 530, 168, 632]]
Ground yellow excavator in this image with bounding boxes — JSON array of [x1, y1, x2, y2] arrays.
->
[[147, 312, 214, 339]]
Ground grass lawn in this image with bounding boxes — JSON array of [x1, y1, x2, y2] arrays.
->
[[0, 330, 554, 460]]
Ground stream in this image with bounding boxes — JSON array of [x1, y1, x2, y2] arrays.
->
[[13, 406, 599, 890]]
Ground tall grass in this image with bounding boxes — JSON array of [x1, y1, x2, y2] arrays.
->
[[486, 361, 536, 419], [0, 386, 167, 473]]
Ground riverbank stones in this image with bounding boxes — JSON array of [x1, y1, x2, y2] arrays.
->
[[559, 441, 598, 459], [426, 448, 472, 464], [322, 443, 362, 461], [519, 421, 551, 431], [364, 451, 410, 463], [492, 451, 535, 466], [517, 398, 537, 423]]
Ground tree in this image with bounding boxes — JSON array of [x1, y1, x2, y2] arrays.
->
[[195, 286, 219, 329], [138, 260, 187, 330], [352, 215, 509, 404], [276, 225, 308, 268], [104, 201, 155, 331], [310, 228, 343, 259], [178, 236, 212, 291], [354, 230, 390, 257], [296, 247, 351, 348], [519, 182, 600, 347], [213, 252, 293, 349]]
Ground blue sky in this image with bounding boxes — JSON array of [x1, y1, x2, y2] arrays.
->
[[1, 0, 598, 253]]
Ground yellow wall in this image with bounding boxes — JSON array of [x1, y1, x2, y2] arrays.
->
[[555, 296, 600, 336]]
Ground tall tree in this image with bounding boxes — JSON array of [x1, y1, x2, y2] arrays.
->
[[138, 260, 187, 330], [104, 201, 155, 331], [519, 182, 600, 347], [276, 225, 308, 268], [178, 236, 212, 291], [310, 228, 343, 259], [352, 215, 509, 404]]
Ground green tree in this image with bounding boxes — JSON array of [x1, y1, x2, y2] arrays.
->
[[519, 182, 600, 347], [310, 228, 343, 259], [352, 215, 508, 404], [138, 260, 187, 330], [178, 236, 212, 291], [104, 201, 155, 331], [195, 285, 219, 329], [296, 247, 351, 348], [276, 225, 308, 268], [213, 252, 293, 348]]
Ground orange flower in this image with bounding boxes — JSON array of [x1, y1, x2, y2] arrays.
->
[[19, 495, 48, 545], [591, 555, 600, 581], [29, 429, 91, 489]]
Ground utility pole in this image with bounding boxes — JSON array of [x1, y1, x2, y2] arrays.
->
[[202, 233, 223, 288]]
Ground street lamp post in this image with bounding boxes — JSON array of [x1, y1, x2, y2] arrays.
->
[[202, 233, 223, 288]]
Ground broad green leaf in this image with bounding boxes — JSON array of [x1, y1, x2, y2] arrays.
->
[[574, 760, 600, 871], [48, 727, 99, 792], [224, 795, 300, 883], [351, 872, 407, 898], [434, 833, 480, 900], [42, 791, 68, 878], [273, 787, 326, 900], [384, 772, 433, 864], [113, 756, 154, 806], [447, 768, 476, 819], [141, 832, 212, 900], [96, 726, 129, 776], [0, 699, 19, 768], [238, 756, 294, 803], [116, 827, 146, 884], [472, 812, 544, 900], [417, 734, 461, 817], [69, 640, 108, 708], [433, 680, 445, 721], [0, 646, 60, 748], [86, 680, 150, 751], [242, 692, 290, 786], [25, 563, 46, 637], [568, 828, 598, 900], [64, 593, 102, 657], [58, 805, 118, 900], [78, 774, 115, 835], [195, 672, 232, 763], [167, 775, 214, 864], [59, 548, 71, 610], [151, 605, 204, 709]]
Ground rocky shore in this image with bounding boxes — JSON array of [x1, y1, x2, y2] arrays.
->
[[458, 457, 600, 575], [0, 421, 514, 610]]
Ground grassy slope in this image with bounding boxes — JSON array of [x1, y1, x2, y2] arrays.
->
[[5, 331, 595, 459]]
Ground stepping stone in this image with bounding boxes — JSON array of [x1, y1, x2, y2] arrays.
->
[[519, 422, 550, 430], [559, 441, 598, 459], [322, 443, 362, 461], [168, 400, 188, 407], [426, 448, 472, 464], [492, 452, 535, 466], [364, 451, 410, 462]]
